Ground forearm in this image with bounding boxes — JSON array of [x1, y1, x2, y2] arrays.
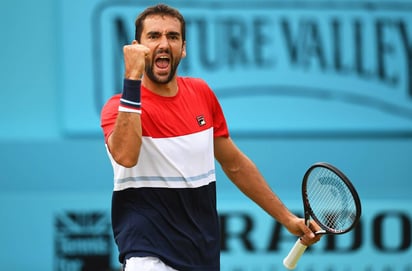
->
[[106, 42, 149, 167], [223, 155, 296, 226], [108, 112, 142, 167], [108, 78, 143, 168]]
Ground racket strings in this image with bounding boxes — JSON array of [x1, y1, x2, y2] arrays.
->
[[306, 167, 357, 232]]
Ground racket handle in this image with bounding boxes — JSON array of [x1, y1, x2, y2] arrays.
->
[[283, 239, 308, 270]]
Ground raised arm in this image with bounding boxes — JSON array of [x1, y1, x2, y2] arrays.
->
[[107, 41, 149, 168], [214, 136, 320, 246]]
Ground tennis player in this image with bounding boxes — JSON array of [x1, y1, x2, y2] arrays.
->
[[100, 4, 320, 271]]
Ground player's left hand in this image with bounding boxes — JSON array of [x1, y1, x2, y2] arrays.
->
[[286, 217, 322, 246]]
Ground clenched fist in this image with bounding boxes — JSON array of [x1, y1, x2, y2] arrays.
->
[[123, 40, 150, 80]]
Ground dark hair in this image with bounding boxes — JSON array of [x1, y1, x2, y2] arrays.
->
[[134, 4, 186, 42]]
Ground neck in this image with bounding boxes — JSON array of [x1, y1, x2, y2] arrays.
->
[[142, 76, 179, 97]]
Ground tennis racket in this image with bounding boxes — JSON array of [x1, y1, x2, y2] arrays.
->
[[283, 162, 362, 270]]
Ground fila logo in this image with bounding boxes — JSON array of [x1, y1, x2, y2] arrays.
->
[[196, 115, 206, 126]]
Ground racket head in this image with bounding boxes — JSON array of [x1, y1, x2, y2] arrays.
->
[[302, 162, 362, 234]]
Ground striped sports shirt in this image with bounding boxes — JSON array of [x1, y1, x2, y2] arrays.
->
[[100, 77, 229, 270]]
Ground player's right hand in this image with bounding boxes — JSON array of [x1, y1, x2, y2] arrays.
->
[[123, 40, 150, 80]]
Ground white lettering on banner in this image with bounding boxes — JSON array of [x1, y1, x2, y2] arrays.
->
[[60, 0, 412, 136], [60, 236, 109, 255], [54, 211, 112, 271], [56, 259, 83, 271], [218, 200, 412, 270]]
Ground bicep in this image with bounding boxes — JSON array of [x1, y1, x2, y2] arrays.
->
[[214, 136, 245, 172]]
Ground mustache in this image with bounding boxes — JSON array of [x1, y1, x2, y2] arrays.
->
[[154, 48, 171, 55]]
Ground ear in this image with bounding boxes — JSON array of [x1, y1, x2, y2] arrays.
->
[[181, 41, 187, 58]]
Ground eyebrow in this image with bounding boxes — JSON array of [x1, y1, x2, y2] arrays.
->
[[146, 31, 181, 37]]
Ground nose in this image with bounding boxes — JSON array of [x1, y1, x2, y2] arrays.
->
[[158, 34, 169, 49]]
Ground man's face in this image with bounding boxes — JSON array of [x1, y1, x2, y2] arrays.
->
[[140, 15, 186, 84]]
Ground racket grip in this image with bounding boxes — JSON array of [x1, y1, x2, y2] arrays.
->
[[283, 239, 308, 270]]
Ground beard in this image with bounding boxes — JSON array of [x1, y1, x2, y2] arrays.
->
[[145, 53, 182, 84]]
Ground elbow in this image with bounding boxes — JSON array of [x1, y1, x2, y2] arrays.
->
[[117, 157, 138, 168], [107, 136, 142, 168], [112, 152, 140, 168], [222, 163, 241, 178]]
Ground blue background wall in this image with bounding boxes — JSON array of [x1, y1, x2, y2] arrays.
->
[[1, 0, 411, 270]]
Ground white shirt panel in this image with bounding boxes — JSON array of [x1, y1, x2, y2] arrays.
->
[[107, 128, 215, 191]]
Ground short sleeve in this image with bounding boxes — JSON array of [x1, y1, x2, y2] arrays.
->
[[100, 94, 121, 143]]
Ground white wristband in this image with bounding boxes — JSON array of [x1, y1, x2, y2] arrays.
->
[[118, 105, 142, 114]]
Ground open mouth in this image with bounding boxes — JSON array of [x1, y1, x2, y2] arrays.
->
[[155, 55, 170, 70]]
